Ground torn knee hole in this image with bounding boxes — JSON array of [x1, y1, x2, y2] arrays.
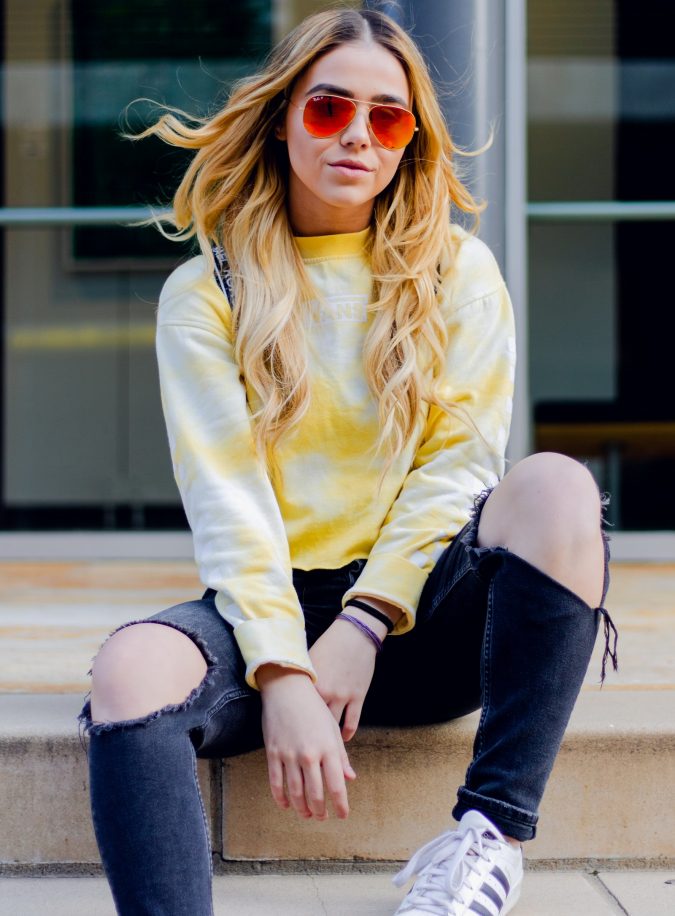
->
[[77, 666, 216, 738]]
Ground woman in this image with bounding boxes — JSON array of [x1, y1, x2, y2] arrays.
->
[[77, 7, 618, 915]]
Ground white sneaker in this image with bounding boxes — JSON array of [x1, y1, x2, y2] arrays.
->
[[392, 809, 524, 915]]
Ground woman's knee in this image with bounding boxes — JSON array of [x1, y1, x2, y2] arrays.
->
[[476, 453, 608, 606], [480, 451, 603, 547], [89, 622, 209, 724]]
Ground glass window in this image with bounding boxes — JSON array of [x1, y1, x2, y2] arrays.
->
[[528, 0, 675, 531], [69, 0, 272, 262], [1, 0, 358, 531]]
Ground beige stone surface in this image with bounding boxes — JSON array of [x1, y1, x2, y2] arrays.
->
[[598, 870, 675, 916], [529, 745, 675, 860], [0, 559, 672, 693], [0, 872, 641, 916], [0, 694, 213, 864], [584, 562, 675, 690], [222, 690, 674, 862], [1, 688, 673, 866], [527, 689, 675, 861], [0, 560, 201, 693], [0, 554, 673, 867], [222, 720, 478, 861], [515, 873, 618, 915]]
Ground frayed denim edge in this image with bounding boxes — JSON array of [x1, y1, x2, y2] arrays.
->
[[76, 618, 219, 752], [459, 484, 498, 553], [458, 481, 619, 688], [592, 479, 619, 687]]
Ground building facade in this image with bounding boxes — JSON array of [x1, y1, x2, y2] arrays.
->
[[1, 0, 673, 558]]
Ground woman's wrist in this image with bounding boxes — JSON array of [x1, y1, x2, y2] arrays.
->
[[341, 605, 391, 640], [345, 596, 404, 631], [335, 612, 384, 653], [257, 662, 313, 692]]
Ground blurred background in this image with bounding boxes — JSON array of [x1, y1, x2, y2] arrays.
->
[[1, 0, 673, 556]]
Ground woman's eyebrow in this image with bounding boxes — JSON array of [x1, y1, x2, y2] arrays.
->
[[303, 82, 408, 107]]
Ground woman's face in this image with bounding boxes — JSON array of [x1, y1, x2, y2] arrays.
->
[[276, 40, 413, 235]]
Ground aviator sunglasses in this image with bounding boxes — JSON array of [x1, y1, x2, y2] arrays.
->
[[288, 93, 418, 150]]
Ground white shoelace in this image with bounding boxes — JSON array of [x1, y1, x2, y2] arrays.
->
[[392, 825, 505, 915]]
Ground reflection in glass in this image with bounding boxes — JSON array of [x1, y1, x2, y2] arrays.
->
[[528, 0, 675, 530]]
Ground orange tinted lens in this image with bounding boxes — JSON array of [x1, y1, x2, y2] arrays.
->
[[370, 105, 416, 149], [303, 95, 355, 137]]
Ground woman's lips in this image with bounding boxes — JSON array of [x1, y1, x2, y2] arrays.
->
[[330, 164, 372, 176]]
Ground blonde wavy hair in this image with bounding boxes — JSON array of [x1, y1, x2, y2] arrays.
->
[[131, 5, 497, 493]]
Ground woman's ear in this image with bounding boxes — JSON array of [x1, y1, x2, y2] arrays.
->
[[274, 122, 287, 141]]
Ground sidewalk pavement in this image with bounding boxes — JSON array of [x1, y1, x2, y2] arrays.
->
[[1, 871, 674, 915]]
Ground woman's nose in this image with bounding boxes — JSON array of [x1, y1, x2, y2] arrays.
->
[[341, 107, 371, 146]]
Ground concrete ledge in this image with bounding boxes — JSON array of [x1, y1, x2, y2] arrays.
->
[[0, 691, 673, 868], [0, 694, 214, 866], [222, 690, 675, 862]]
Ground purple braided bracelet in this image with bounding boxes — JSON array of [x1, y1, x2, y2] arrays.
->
[[335, 612, 383, 653]]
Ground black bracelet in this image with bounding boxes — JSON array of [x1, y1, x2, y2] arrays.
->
[[344, 598, 395, 633]]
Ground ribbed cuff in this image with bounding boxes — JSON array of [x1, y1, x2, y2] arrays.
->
[[230, 617, 318, 691], [341, 553, 428, 636], [453, 788, 538, 842]]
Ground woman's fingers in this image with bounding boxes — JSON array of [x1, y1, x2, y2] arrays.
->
[[321, 752, 350, 818], [329, 715, 357, 779], [341, 700, 363, 743], [266, 752, 289, 811], [280, 755, 345, 820], [303, 759, 328, 819], [285, 760, 312, 818], [271, 744, 351, 820], [327, 699, 344, 725], [260, 673, 357, 821]]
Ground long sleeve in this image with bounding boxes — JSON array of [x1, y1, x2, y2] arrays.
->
[[155, 259, 316, 691], [341, 236, 517, 633]]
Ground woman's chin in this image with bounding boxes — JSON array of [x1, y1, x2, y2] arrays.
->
[[318, 189, 377, 211]]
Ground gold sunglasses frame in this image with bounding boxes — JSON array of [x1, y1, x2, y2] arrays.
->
[[287, 93, 419, 149]]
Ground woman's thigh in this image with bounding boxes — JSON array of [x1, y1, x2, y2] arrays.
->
[[360, 516, 490, 728]]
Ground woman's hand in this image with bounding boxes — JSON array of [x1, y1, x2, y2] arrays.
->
[[308, 608, 387, 742], [258, 665, 357, 821]]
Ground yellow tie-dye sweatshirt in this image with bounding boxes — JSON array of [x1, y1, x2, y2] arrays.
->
[[156, 224, 516, 690]]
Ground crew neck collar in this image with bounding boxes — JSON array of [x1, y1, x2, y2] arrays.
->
[[293, 225, 371, 260]]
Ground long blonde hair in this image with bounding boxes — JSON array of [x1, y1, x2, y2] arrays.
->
[[132, 6, 496, 493]]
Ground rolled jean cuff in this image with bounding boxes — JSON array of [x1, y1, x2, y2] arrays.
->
[[452, 788, 539, 842]]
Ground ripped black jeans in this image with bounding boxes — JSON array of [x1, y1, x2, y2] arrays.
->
[[77, 485, 617, 916]]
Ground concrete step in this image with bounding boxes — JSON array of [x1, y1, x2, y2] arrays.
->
[[0, 691, 673, 871], [0, 560, 673, 695], [2, 871, 674, 916], [0, 559, 673, 872]]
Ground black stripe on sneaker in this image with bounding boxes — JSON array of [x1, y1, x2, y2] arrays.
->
[[468, 903, 496, 916], [491, 864, 511, 896], [480, 881, 505, 910]]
